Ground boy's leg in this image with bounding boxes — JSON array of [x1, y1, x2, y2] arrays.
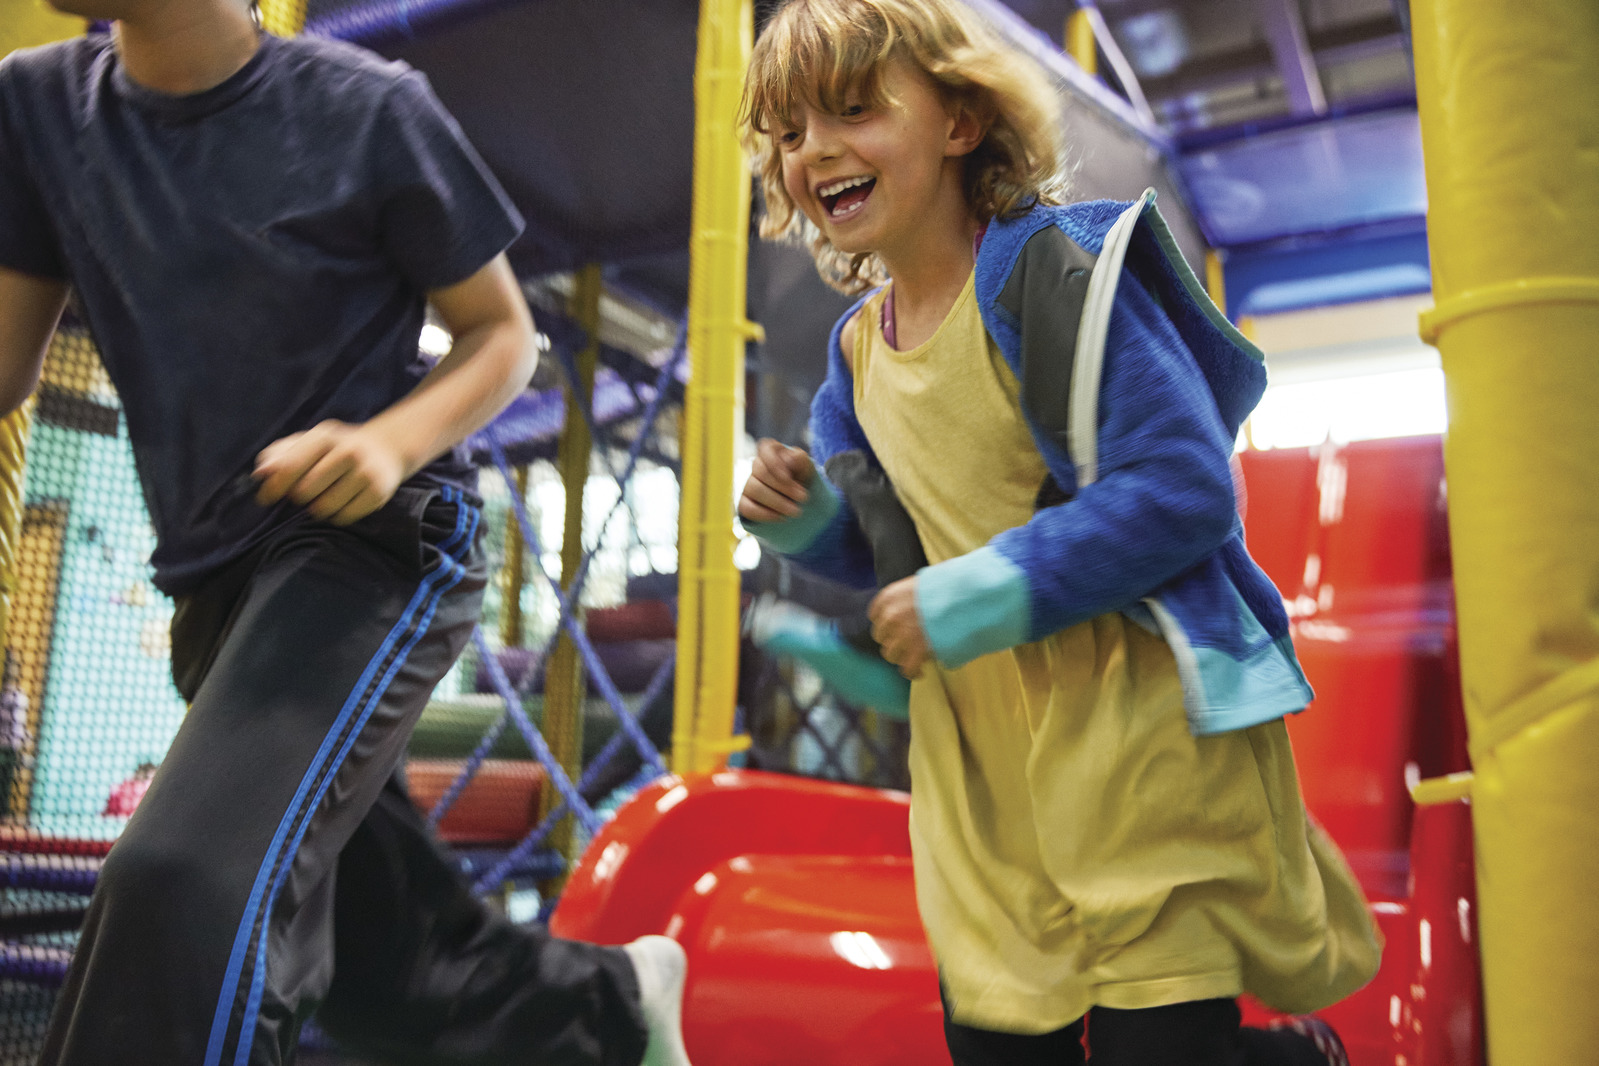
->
[[39, 487, 638, 1066], [317, 773, 646, 1066]]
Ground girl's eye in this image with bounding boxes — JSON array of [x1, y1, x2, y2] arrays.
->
[[842, 104, 865, 117], [778, 129, 802, 146]]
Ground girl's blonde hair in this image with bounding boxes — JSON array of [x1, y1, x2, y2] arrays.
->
[[742, 0, 1066, 294]]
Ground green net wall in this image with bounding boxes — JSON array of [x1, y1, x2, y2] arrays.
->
[[0, 318, 185, 1060]]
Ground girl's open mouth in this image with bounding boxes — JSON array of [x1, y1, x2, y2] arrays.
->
[[818, 176, 876, 219]]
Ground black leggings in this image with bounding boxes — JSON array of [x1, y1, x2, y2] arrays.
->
[[944, 997, 1331, 1066]]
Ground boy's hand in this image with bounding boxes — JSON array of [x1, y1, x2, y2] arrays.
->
[[254, 419, 408, 527], [869, 576, 930, 679], [739, 438, 815, 523]]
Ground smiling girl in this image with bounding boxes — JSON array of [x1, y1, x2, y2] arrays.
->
[[737, 1, 1380, 1063]]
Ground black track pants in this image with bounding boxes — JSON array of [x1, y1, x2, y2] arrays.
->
[[40, 486, 646, 1066], [945, 996, 1335, 1066]]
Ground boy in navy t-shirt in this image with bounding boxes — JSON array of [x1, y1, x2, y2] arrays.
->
[[0, 2, 688, 1063]]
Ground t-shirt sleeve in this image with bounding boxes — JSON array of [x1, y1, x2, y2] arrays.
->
[[0, 71, 68, 281], [373, 69, 524, 292]]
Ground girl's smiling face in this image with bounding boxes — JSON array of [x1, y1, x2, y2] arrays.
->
[[777, 58, 981, 263]]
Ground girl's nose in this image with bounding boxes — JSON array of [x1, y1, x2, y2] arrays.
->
[[800, 122, 843, 164]]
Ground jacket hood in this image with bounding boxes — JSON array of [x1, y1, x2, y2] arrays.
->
[[991, 197, 1268, 440]]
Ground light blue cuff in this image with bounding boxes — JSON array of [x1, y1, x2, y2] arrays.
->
[[742, 470, 841, 556], [1182, 634, 1315, 735], [1144, 595, 1314, 737], [916, 545, 1031, 668]]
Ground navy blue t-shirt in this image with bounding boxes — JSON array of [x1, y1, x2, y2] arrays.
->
[[0, 32, 524, 593]]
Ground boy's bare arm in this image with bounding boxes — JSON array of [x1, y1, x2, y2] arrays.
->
[[255, 254, 537, 525], [0, 266, 69, 417]]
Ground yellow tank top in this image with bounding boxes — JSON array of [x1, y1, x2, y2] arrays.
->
[[853, 273, 1047, 564], [849, 274, 1380, 1033]]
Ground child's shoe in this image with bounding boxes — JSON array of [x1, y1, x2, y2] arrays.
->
[[1267, 1015, 1349, 1066], [622, 935, 692, 1066], [745, 594, 911, 719]]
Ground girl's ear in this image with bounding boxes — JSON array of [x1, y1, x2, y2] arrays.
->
[[944, 98, 990, 159]]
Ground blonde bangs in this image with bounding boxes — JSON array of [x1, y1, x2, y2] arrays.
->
[[743, 3, 896, 139], [742, 0, 1068, 295]]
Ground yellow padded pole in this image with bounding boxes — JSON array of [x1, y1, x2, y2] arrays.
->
[[673, 0, 755, 775], [1410, 2, 1599, 1062]]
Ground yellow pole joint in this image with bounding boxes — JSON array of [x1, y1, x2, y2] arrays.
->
[[1410, 1, 1599, 1063], [1409, 770, 1473, 807], [1419, 276, 1599, 344]]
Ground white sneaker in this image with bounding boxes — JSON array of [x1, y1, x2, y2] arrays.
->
[[622, 935, 692, 1066]]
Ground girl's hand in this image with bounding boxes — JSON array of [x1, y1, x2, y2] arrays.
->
[[869, 576, 930, 679], [739, 438, 815, 522], [254, 419, 407, 527]]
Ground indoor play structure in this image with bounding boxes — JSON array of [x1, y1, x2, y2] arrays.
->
[[1, 1, 1595, 1064]]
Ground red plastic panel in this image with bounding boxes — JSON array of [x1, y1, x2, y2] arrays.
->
[[1238, 438, 1470, 879], [1243, 799, 1483, 1066], [1237, 446, 1319, 594], [669, 854, 947, 1066], [552, 771, 912, 945]]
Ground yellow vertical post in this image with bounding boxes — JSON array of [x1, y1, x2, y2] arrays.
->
[[0, 403, 34, 653], [1204, 250, 1227, 314], [542, 264, 601, 885], [673, 0, 755, 775], [0, 10, 87, 653], [0, 5, 82, 56], [254, 0, 308, 37], [1204, 249, 1257, 444], [500, 465, 529, 648], [1411, 2, 1599, 1063], [1066, 10, 1097, 76]]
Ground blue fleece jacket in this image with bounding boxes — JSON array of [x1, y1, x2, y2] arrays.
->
[[753, 193, 1313, 735]]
